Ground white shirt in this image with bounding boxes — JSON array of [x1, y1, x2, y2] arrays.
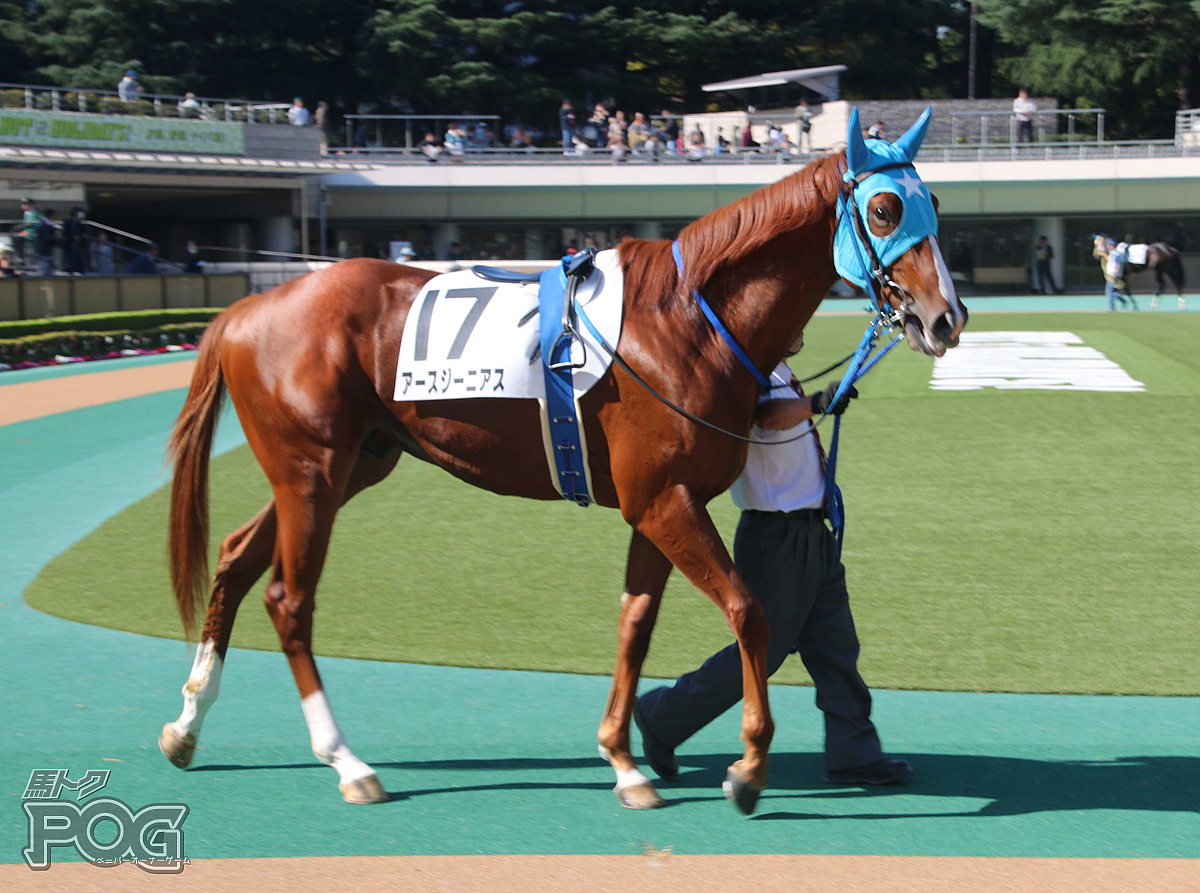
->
[[288, 105, 310, 126], [1012, 96, 1037, 122], [729, 363, 825, 512]]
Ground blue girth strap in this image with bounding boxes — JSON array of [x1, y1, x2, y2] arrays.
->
[[672, 240, 771, 390], [539, 259, 591, 506]]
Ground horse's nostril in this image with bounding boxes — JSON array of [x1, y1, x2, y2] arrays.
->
[[931, 311, 955, 343]]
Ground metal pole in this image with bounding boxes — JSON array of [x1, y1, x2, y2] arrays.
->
[[299, 179, 309, 260], [406, 120, 412, 153], [1097, 112, 1104, 144], [1068, 113, 1074, 143], [967, 4, 978, 100]]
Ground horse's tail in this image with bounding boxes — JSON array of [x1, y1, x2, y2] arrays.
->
[[168, 311, 232, 639]]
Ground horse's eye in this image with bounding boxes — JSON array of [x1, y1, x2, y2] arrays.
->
[[874, 207, 891, 223]]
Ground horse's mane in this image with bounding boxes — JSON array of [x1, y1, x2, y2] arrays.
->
[[617, 151, 845, 306]]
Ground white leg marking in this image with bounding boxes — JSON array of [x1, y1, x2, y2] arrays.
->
[[171, 639, 222, 739], [600, 743, 651, 789], [301, 690, 376, 784], [929, 236, 965, 323]]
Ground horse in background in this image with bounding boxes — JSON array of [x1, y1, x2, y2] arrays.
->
[[1095, 233, 1187, 310], [158, 109, 967, 815]]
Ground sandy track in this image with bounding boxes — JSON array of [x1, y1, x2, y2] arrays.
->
[[3, 854, 1199, 893], [0, 359, 196, 427]]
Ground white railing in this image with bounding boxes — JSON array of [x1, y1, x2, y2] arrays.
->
[[0, 81, 294, 125], [1176, 108, 1200, 148], [949, 108, 1107, 146]]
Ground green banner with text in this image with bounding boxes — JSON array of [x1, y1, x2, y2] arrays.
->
[[0, 108, 244, 155]]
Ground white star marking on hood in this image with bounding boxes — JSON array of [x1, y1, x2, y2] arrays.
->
[[895, 170, 925, 198]]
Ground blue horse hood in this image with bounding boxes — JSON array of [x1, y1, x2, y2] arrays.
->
[[834, 107, 938, 290]]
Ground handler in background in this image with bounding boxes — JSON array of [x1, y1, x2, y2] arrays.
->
[[635, 361, 911, 787]]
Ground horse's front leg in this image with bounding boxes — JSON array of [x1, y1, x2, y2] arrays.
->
[[599, 530, 672, 809], [631, 486, 773, 815]]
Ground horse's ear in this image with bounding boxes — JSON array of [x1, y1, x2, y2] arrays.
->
[[846, 107, 867, 176], [894, 106, 932, 162]]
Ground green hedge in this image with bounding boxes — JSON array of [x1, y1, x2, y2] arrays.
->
[[0, 321, 211, 365], [0, 308, 221, 340]]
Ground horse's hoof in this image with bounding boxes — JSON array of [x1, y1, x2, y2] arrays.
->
[[158, 724, 196, 769], [723, 767, 763, 815], [615, 781, 665, 810], [340, 774, 388, 805]]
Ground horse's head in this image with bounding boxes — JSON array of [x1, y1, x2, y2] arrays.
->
[[834, 107, 967, 357]]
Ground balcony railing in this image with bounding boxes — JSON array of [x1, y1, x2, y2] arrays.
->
[[0, 81, 294, 124]]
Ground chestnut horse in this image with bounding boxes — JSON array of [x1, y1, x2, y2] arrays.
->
[[159, 136, 966, 815]]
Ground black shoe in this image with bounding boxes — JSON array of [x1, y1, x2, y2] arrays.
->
[[633, 702, 678, 780], [823, 758, 912, 787]]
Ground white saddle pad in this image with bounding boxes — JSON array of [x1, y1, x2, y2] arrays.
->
[[1126, 243, 1149, 266], [394, 249, 624, 402]]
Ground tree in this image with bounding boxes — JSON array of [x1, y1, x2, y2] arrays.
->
[[976, 0, 1200, 138]]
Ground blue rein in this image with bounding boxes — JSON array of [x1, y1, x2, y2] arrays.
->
[[672, 240, 772, 390]]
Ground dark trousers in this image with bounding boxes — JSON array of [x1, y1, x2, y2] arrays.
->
[[1034, 259, 1059, 294], [637, 509, 882, 772], [1016, 119, 1033, 143]]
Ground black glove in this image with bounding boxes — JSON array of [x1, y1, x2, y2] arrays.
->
[[810, 381, 858, 416]]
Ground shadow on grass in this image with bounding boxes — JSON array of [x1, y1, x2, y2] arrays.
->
[[191, 751, 1200, 817]]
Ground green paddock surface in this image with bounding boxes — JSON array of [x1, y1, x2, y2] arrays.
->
[[4, 316, 1200, 862], [24, 312, 1200, 695]]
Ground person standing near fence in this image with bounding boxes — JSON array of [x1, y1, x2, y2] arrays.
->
[[35, 209, 60, 277], [92, 231, 114, 275], [314, 101, 329, 155], [1033, 235, 1061, 294], [64, 207, 89, 275], [1013, 89, 1036, 143], [19, 197, 39, 268], [559, 99, 576, 156]]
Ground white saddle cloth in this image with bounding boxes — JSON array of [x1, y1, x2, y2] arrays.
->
[[394, 250, 624, 402], [1126, 243, 1149, 266]]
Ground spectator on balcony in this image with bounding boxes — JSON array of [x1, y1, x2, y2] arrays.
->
[[314, 101, 329, 155], [177, 92, 201, 118], [766, 120, 782, 153], [118, 70, 139, 103], [795, 100, 813, 152], [352, 122, 369, 152], [686, 126, 705, 160], [714, 127, 730, 155], [627, 112, 649, 155], [420, 131, 442, 162], [19, 197, 39, 267], [288, 98, 310, 127], [35, 209, 61, 277], [184, 240, 205, 273], [444, 122, 466, 159], [661, 111, 679, 155], [559, 99, 576, 155], [607, 110, 628, 160], [64, 207, 89, 275], [125, 242, 160, 275], [0, 247, 19, 278], [1013, 89, 1036, 143], [867, 121, 887, 140], [92, 231, 115, 275], [583, 104, 608, 149], [509, 125, 534, 152]]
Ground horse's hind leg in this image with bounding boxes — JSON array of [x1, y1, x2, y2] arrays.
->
[[159, 436, 401, 773], [598, 531, 672, 809], [1152, 269, 1164, 309], [264, 447, 388, 804], [160, 502, 277, 768]]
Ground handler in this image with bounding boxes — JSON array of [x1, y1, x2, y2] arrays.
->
[[634, 361, 911, 787]]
